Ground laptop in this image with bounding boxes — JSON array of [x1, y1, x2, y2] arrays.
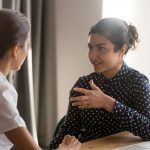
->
[[113, 141, 150, 150]]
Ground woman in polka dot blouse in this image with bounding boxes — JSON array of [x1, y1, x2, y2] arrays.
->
[[49, 18, 150, 149]]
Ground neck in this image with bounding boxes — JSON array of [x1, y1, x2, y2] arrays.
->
[[102, 61, 123, 79]]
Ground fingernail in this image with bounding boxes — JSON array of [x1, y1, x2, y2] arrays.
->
[[73, 88, 77, 91]]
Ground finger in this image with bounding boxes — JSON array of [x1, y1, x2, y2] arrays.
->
[[79, 104, 91, 109], [73, 138, 81, 147], [72, 100, 89, 107], [89, 80, 99, 90], [69, 136, 76, 145], [62, 135, 71, 145], [70, 137, 81, 147], [73, 87, 90, 94], [70, 96, 85, 101]]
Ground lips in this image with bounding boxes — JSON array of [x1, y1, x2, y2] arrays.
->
[[91, 60, 102, 65]]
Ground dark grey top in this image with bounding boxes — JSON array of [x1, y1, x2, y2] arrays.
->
[[50, 62, 150, 149]]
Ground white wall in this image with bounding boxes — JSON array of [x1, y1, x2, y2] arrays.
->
[[54, 0, 102, 121], [124, 0, 150, 80], [103, 0, 150, 79]]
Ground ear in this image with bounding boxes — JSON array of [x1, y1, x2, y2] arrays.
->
[[11, 45, 19, 59], [120, 44, 127, 56]]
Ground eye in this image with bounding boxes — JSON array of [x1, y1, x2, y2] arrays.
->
[[88, 45, 93, 51], [97, 46, 106, 53]]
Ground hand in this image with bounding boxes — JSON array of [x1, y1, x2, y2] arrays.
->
[[70, 80, 116, 112], [57, 135, 81, 150]]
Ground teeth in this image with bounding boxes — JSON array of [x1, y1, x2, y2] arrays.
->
[[93, 62, 100, 65], [91, 60, 101, 65], [92, 62, 101, 65]]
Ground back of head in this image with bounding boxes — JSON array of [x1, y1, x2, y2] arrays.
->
[[89, 17, 139, 54], [0, 8, 30, 59]]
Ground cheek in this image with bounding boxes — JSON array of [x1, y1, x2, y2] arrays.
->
[[107, 53, 121, 64], [88, 51, 92, 60], [21, 54, 27, 64], [22, 50, 28, 58], [18, 51, 27, 66]]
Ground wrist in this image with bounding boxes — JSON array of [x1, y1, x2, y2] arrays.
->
[[103, 95, 116, 112]]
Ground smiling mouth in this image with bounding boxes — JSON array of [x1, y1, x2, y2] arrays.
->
[[92, 61, 102, 65]]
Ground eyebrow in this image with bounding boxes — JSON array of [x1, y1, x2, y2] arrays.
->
[[88, 43, 106, 47]]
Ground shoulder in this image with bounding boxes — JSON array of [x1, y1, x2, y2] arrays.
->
[[128, 67, 149, 82], [74, 72, 97, 87], [0, 77, 18, 109], [69, 73, 90, 97], [126, 67, 149, 87], [69, 72, 97, 96]]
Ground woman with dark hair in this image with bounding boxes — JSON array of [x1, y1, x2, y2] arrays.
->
[[0, 9, 81, 150], [50, 18, 150, 149]]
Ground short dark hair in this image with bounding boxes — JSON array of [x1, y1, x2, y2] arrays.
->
[[0, 8, 30, 59], [89, 18, 139, 54]]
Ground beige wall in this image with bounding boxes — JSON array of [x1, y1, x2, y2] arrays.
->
[[54, 0, 150, 121], [54, 0, 102, 121]]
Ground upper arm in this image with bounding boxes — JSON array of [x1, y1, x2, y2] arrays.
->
[[132, 76, 150, 117]]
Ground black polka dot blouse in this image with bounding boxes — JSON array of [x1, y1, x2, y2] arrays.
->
[[49, 62, 150, 149]]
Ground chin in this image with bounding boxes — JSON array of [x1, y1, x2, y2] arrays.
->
[[94, 67, 104, 73], [12, 66, 21, 71], [95, 71, 102, 73], [16, 66, 22, 71]]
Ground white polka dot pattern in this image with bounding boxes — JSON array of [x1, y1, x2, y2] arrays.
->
[[49, 62, 150, 149]]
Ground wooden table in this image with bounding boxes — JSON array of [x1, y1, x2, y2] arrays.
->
[[80, 131, 142, 150]]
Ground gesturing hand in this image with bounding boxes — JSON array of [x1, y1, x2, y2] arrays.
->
[[58, 135, 81, 150], [70, 80, 115, 112]]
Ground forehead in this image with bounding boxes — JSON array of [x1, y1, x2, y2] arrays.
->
[[88, 33, 113, 46]]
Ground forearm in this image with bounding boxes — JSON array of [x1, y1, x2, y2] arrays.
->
[[50, 105, 81, 149], [112, 101, 150, 140], [5, 127, 41, 150]]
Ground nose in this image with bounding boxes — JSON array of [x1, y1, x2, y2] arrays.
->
[[89, 48, 99, 60]]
